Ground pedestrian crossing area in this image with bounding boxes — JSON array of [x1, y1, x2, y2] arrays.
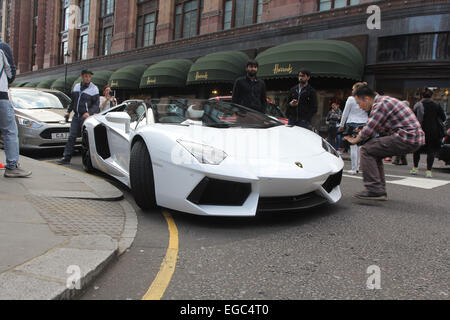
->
[[343, 173, 450, 190]]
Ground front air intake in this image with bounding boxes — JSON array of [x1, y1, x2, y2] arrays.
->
[[187, 177, 251, 206]]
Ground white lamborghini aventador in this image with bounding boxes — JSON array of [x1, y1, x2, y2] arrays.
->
[[81, 98, 344, 216]]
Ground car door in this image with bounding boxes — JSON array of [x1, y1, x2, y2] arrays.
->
[[102, 101, 147, 175]]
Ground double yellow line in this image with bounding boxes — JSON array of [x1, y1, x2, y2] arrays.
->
[[142, 210, 179, 300]]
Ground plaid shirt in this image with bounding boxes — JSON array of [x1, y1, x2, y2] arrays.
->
[[359, 95, 425, 145]]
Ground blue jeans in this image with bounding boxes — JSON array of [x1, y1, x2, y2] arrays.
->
[[63, 115, 85, 160], [289, 119, 312, 130], [0, 99, 19, 169]]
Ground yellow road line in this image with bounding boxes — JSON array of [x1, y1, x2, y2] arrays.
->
[[142, 210, 179, 300]]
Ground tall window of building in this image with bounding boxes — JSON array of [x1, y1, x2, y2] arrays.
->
[[59, 0, 70, 64], [77, 0, 90, 61], [101, 0, 115, 17], [223, 0, 263, 30], [174, 0, 203, 40], [319, 0, 359, 11], [137, 13, 157, 48], [80, 0, 90, 24], [99, 0, 114, 56]]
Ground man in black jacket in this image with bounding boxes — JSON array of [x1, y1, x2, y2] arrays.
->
[[58, 70, 100, 164], [286, 69, 318, 130], [232, 60, 267, 113]]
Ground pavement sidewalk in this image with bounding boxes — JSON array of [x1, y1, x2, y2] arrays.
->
[[0, 155, 137, 300]]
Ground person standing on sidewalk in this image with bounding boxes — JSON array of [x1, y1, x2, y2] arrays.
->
[[339, 82, 369, 175], [0, 41, 32, 178], [58, 70, 100, 165], [326, 102, 342, 151], [410, 88, 447, 178], [232, 60, 267, 113], [286, 69, 318, 130], [345, 85, 425, 200]]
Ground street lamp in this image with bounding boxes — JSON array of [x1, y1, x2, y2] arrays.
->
[[64, 52, 70, 95]]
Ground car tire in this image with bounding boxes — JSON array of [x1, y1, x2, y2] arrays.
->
[[130, 139, 157, 210], [81, 129, 94, 172]]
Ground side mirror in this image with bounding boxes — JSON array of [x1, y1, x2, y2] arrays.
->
[[105, 112, 131, 133]]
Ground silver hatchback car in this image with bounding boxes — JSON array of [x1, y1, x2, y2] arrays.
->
[[2, 88, 81, 150]]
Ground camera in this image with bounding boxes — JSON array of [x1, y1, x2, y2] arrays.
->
[[341, 125, 363, 137]]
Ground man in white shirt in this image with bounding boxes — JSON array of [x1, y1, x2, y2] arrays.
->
[[339, 82, 369, 174]]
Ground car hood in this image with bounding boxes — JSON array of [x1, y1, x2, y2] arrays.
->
[[155, 124, 326, 160], [14, 108, 67, 123]]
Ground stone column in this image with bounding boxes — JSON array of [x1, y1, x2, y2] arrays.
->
[[200, 0, 222, 34], [34, 0, 47, 70], [17, 0, 33, 73], [155, 0, 175, 44], [111, 0, 137, 53], [87, 0, 100, 59]]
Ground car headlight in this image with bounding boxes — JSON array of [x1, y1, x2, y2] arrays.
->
[[17, 116, 43, 129], [177, 140, 227, 165], [322, 139, 339, 157]]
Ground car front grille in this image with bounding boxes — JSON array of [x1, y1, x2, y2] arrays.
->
[[39, 127, 70, 139], [257, 192, 327, 212]]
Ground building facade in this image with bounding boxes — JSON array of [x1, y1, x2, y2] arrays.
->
[[2, 0, 450, 128]]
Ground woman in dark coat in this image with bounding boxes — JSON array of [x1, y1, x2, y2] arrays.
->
[[410, 89, 447, 178]]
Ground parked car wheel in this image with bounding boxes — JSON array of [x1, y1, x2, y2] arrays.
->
[[81, 129, 94, 172], [130, 139, 157, 210]]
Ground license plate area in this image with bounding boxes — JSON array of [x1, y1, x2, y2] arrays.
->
[[51, 132, 70, 139]]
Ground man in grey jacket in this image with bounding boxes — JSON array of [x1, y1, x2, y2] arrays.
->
[[0, 41, 32, 178], [58, 70, 100, 164]]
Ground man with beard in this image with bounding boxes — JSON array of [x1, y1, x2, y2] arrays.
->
[[286, 69, 318, 130], [232, 60, 267, 113]]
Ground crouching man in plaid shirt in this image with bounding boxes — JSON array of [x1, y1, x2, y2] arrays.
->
[[344, 85, 425, 200]]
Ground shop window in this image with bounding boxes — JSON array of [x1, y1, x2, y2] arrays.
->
[[378, 32, 450, 62], [319, 0, 359, 11]]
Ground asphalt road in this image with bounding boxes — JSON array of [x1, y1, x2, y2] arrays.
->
[[31, 149, 450, 300]]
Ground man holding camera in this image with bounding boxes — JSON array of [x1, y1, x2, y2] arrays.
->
[[286, 69, 318, 130], [58, 70, 100, 165], [345, 86, 425, 200]]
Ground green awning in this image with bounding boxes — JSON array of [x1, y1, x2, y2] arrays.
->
[[109, 65, 147, 90], [17, 82, 29, 87], [72, 70, 114, 91], [23, 82, 40, 88], [37, 78, 57, 89], [140, 59, 193, 88], [187, 51, 249, 85], [255, 40, 364, 80], [51, 76, 79, 94]]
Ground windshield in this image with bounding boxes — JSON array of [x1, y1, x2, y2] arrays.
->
[[147, 98, 283, 128], [10, 89, 65, 109]]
